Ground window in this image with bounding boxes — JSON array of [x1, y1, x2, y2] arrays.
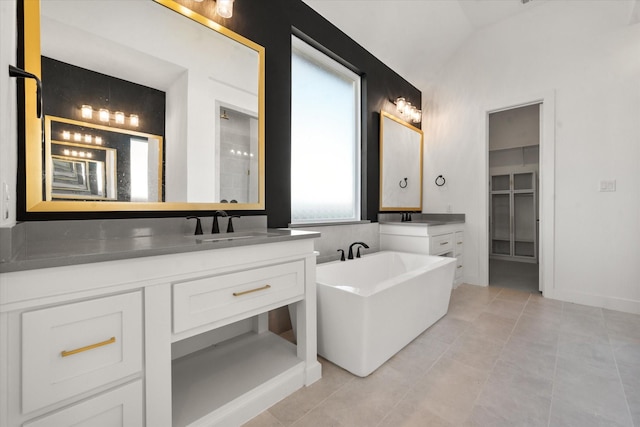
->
[[291, 36, 361, 224]]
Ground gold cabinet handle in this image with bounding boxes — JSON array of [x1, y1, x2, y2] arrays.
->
[[233, 284, 271, 297], [440, 241, 449, 246], [61, 337, 116, 358], [457, 265, 463, 269], [457, 241, 463, 245]]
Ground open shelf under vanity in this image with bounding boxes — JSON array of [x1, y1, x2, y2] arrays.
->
[[172, 331, 303, 427]]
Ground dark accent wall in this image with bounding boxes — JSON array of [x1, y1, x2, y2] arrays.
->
[[18, 0, 421, 226], [41, 57, 166, 202]]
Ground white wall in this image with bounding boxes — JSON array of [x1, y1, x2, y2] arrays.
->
[[423, 0, 640, 313], [0, 0, 17, 228]]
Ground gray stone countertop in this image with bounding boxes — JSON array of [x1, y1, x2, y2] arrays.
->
[[377, 213, 465, 226], [0, 228, 320, 274]]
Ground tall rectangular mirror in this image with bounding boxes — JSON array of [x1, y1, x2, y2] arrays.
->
[[379, 111, 423, 211], [21, 0, 265, 212]]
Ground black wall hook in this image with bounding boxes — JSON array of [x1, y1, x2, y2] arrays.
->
[[399, 177, 408, 188], [435, 175, 446, 187]]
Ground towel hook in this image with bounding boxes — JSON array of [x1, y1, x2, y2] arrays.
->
[[435, 175, 446, 187], [399, 177, 408, 188]]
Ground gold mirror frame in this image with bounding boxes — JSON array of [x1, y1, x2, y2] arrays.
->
[[379, 111, 424, 212], [22, 0, 265, 212]]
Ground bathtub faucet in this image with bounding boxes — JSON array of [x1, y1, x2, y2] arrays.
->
[[348, 242, 369, 260]]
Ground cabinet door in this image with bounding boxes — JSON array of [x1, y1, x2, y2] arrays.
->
[[491, 193, 511, 255], [514, 193, 536, 257]]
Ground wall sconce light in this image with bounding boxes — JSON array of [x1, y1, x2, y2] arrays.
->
[[114, 111, 125, 124], [394, 97, 422, 123], [129, 114, 139, 127], [192, 0, 235, 18]]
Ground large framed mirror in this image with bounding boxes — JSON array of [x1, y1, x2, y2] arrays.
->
[[379, 111, 423, 211], [22, 0, 265, 212]]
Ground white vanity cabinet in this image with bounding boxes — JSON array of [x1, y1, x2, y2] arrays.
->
[[0, 237, 321, 427], [380, 222, 464, 287]]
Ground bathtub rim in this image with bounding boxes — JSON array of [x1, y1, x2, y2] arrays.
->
[[316, 250, 456, 297]]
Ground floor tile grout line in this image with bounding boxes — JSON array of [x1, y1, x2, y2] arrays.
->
[[608, 328, 636, 427], [375, 288, 479, 427], [284, 374, 356, 427], [462, 290, 530, 424]]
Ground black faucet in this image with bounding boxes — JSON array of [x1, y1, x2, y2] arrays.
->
[[227, 215, 241, 233], [187, 216, 203, 235], [212, 210, 228, 234], [348, 242, 369, 259], [337, 249, 346, 261]]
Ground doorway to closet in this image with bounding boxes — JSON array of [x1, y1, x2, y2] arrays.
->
[[488, 103, 540, 293]]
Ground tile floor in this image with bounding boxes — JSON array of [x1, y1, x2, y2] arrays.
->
[[245, 284, 640, 427], [489, 259, 539, 293]]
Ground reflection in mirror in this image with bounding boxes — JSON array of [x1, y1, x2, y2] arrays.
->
[[23, 0, 265, 212], [217, 106, 259, 204], [379, 111, 424, 211], [46, 117, 163, 202]]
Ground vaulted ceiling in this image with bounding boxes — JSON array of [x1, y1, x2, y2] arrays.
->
[[302, 0, 639, 91]]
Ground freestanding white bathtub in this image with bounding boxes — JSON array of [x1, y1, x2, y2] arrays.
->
[[316, 251, 456, 377]]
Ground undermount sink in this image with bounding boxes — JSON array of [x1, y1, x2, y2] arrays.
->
[[195, 231, 277, 243]]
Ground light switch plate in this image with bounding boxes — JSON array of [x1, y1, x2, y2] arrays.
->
[[599, 180, 616, 192]]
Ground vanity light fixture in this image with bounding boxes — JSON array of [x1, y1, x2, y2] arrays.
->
[[80, 105, 140, 127], [62, 149, 93, 159], [394, 97, 422, 123], [192, 0, 235, 18], [81, 105, 93, 119], [60, 130, 105, 146]]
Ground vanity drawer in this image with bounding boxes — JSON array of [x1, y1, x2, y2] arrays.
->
[[22, 292, 143, 414], [430, 233, 453, 255], [454, 231, 464, 256], [173, 260, 305, 333], [23, 380, 143, 427]]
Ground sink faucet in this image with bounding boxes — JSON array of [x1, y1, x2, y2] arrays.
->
[[348, 242, 369, 260], [226, 215, 241, 233], [212, 210, 228, 234], [187, 216, 203, 235]]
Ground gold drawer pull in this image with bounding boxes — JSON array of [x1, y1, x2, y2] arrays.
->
[[233, 284, 271, 297], [440, 241, 449, 246], [457, 241, 463, 245], [457, 265, 463, 269], [61, 337, 116, 358]]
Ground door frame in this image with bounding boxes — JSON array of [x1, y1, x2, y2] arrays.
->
[[481, 91, 555, 296]]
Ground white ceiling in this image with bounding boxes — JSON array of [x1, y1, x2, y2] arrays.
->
[[301, 0, 636, 90]]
